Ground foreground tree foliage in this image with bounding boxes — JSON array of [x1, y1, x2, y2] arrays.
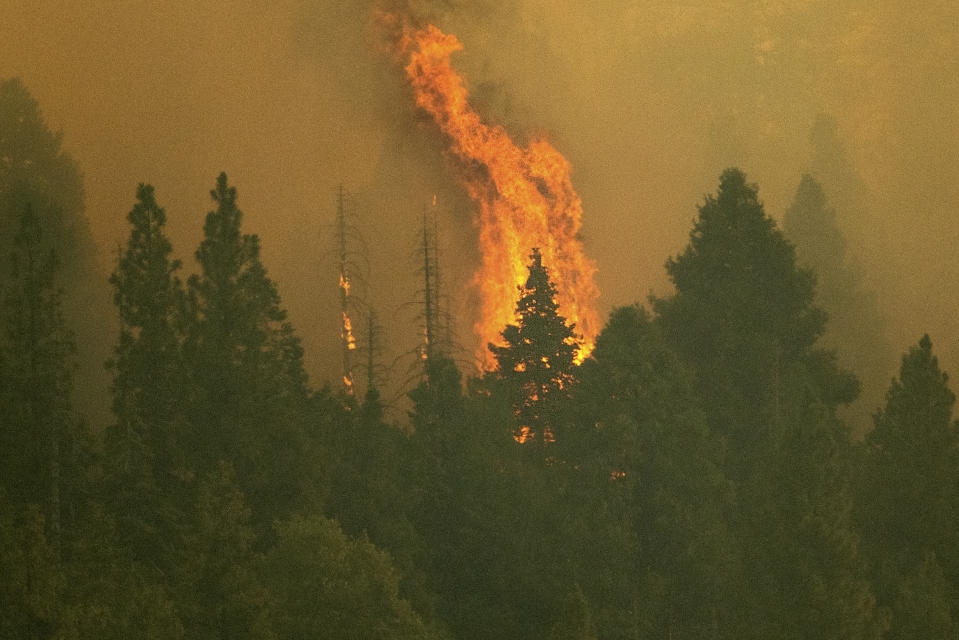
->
[[855, 335, 959, 635], [573, 305, 736, 638], [263, 514, 431, 640], [655, 169, 881, 639], [0, 206, 85, 550], [2, 162, 957, 640], [105, 184, 188, 573]]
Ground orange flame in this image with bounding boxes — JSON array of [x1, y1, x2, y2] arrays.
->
[[399, 24, 599, 367], [342, 311, 357, 351]]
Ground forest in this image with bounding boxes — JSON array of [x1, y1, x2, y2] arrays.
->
[[2, 54, 959, 640]]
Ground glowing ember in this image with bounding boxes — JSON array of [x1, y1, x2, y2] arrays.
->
[[398, 23, 599, 367]]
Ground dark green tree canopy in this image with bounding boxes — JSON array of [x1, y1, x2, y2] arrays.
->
[[870, 335, 957, 453], [489, 247, 579, 443], [109, 183, 186, 432], [0, 205, 87, 557], [660, 168, 825, 360], [188, 173, 305, 393], [857, 335, 959, 597], [105, 184, 188, 569], [111, 184, 183, 336], [184, 173, 313, 535], [191, 173, 286, 345]]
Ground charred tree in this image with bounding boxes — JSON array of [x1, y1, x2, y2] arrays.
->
[[335, 185, 358, 395]]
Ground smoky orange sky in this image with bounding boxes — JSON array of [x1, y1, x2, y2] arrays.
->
[[3, 0, 957, 404]]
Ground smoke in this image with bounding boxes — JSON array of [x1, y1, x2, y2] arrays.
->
[[2, 0, 957, 404]]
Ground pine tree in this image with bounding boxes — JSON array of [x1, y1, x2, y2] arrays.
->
[[263, 514, 431, 640], [174, 462, 273, 640], [0, 205, 81, 556], [105, 184, 187, 566], [654, 169, 853, 469], [0, 77, 111, 428], [0, 206, 98, 639], [489, 248, 579, 444], [185, 172, 312, 532], [856, 335, 959, 607], [784, 173, 893, 435], [655, 169, 879, 639], [573, 305, 735, 638], [889, 553, 957, 640]]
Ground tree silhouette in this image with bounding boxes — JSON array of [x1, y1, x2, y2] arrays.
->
[[0, 205, 82, 556], [856, 335, 959, 613], [655, 169, 878, 639], [0, 77, 110, 428], [489, 248, 579, 444], [105, 183, 188, 570], [185, 173, 312, 533]]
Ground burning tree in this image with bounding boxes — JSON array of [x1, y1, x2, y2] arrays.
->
[[397, 23, 599, 367], [489, 248, 579, 444]]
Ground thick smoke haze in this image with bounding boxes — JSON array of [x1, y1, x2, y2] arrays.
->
[[3, 0, 957, 402]]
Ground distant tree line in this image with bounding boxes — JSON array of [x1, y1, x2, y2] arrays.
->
[[2, 80, 958, 639]]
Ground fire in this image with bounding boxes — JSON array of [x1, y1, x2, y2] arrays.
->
[[398, 23, 599, 367], [342, 311, 356, 351]]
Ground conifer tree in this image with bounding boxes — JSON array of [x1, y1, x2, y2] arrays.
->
[[574, 305, 735, 638], [0, 77, 111, 428], [105, 184, 187, 565], [0, 205, 82, 555], [185, 172, 312, 531], [856, 335, 959, 609], [263, 514, 432, 640], [0, 206, 96, 638], [655, 169, 878, 639], [175, 462, 273, 640], [784, 173, 893, 435], [489, 248, 579, 444], [654, 169, 856, 469]]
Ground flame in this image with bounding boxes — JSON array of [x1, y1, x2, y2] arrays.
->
[[398, 24, 599, 367], [342, 312, 356, 351]]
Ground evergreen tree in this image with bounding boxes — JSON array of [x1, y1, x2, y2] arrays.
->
[[174, 463, 273, 640], [185, 173, 313, 532], [406, 355, 472, 622], [0, 77, 111, 428], [855, 335, 959, 610], [573, 305, 735, 638], [0, 205, 84, 555], [888, 553, 958, 640], [263, 514, 433, 640], [655, 169, 879, 639], [105, 183, 187, 568], [784, 173, 893, 435], [654, 169, 855, 472], [0, 207, 96, 639], [489, 247, 579, 444]]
